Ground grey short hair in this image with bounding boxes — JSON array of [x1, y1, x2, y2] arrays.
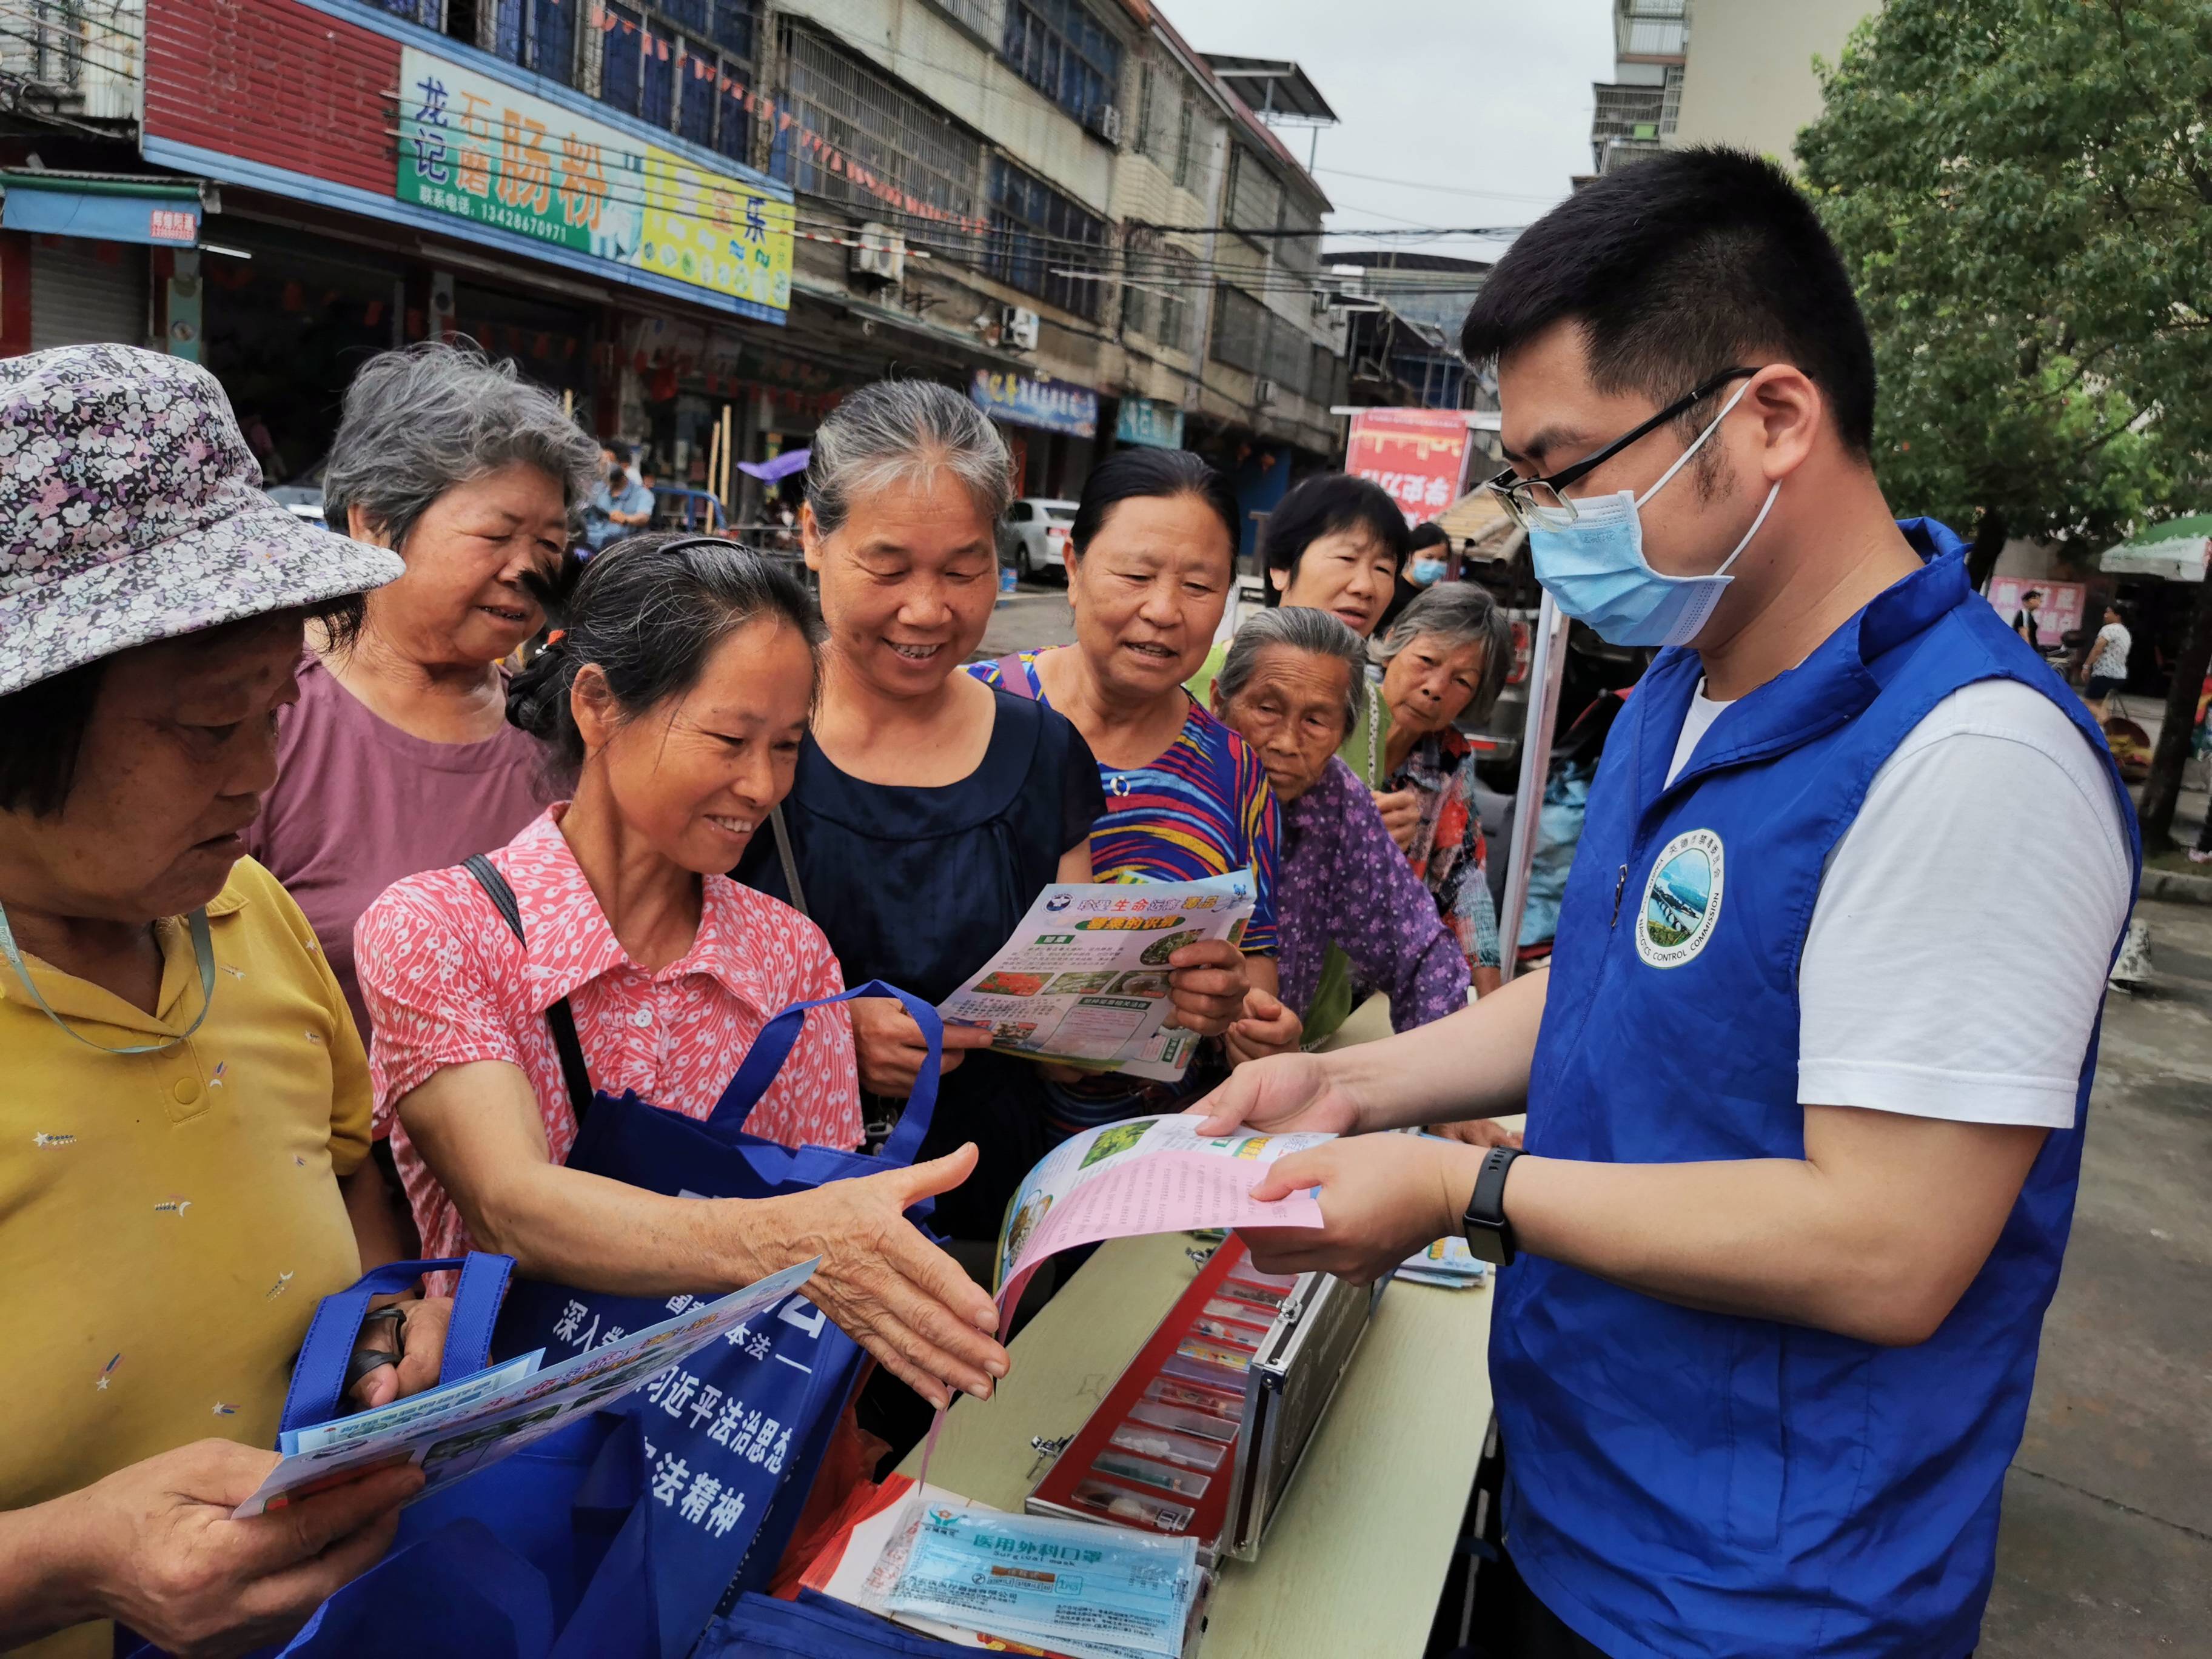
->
[[1376, 583, 1514, 723], [805, 378, 1013, 536], [322, 341, 602, 551], [1216, 606, 1366, 736]]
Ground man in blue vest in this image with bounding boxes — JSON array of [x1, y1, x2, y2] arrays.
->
[[1196, 147, 2139, 1657]]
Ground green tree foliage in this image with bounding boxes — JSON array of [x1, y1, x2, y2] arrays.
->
[[1800, 0, 2212, 847], [1799, 0, 2212, 566]]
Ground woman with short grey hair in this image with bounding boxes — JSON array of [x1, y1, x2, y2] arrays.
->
[[1370, 581, 1512, 1000], [249, 340, 601, 1061], [734, 379, 1106, 1297]]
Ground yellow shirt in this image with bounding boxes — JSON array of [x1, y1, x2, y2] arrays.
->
[[2, 858, 370, 1659]]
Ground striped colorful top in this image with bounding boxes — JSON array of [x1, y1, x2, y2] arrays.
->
[[968, 650, 1279, 957]]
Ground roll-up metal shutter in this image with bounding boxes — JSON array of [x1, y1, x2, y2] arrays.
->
[[29, 240, 147, 350]]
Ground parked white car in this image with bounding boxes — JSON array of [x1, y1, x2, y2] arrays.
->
[[999, 497, 1079, 579]]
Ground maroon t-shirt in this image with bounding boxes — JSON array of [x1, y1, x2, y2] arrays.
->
[[247, 655, 558, 1041]]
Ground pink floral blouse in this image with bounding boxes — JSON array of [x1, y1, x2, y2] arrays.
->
[[357, 808, 862, 1267]]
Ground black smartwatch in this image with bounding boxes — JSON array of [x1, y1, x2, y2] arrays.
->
[[1461, 1145, 1522, 1267]]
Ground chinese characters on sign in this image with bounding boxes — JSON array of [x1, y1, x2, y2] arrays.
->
[[147, 208, 197, 243], [970, 369, 1099, 438], [1114, 397, 1185, 449], [1345, 408, 1473, 526], [395, 47, 793, 321]]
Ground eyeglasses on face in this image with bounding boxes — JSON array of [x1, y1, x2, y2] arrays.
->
[[1484, 366, 1759, 531]]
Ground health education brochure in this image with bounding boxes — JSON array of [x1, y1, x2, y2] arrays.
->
[[235, 1258, 820, 1517], [992, 1114, 1331, 1313], [937, 871, 1257, 1081]]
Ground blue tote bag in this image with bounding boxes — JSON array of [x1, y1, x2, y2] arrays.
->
[[462, 856, 950, 1658], [123, 1252, 661, 1659]]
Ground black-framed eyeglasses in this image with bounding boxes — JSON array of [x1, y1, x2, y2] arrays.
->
[[1484, 367, 1758, 532]]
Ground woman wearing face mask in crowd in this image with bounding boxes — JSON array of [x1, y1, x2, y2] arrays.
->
[[971, 448, 1293, 1132], [732, 381, 1107, 1250], [1378, 521, 1455, 635]]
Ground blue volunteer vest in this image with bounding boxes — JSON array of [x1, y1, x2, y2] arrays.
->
[[1496, 522, 2139, 1658]]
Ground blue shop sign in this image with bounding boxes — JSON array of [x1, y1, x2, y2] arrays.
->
[[971, 369, 1098, 439], [1115, 397, 1185, 449]]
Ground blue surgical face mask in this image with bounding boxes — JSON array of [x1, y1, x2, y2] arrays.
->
[[1526, 378, 1780, 648], [1409, 557, 1447, 587]]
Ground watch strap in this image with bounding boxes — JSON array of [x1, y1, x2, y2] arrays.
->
[[1463, 1144, 1521, 1266]]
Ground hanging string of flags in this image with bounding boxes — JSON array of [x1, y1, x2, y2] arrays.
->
[[581, 2, 993, 240]]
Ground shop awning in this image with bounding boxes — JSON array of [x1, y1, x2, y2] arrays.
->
[[2099, 514, 2212, 582], [1437, 485, 1527, 561], [0, 171, 203, 246]]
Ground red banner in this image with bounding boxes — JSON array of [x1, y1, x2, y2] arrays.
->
[[1345, 408, 1470, 526]]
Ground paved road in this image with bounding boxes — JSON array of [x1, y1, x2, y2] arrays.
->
[[974, 580, 1078, 662], [1983, 896, 2212, 1653]]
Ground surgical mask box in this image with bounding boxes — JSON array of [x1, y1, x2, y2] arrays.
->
[[1024, 1236, 1384, 1569]]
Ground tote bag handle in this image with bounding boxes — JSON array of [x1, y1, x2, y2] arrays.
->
[[709, 980, 945, 1168], [280, 1253, 517, 1436]]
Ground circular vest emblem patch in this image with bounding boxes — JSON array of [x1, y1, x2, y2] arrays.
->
[[1636, 828, 1724, 969]]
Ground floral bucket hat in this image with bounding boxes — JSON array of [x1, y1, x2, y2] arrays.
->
[[0, 343, 405, 697]]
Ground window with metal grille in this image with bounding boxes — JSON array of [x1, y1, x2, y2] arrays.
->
[[1212, 284, 1265, 374], [777, 25, 984, 250], [594, 0, 757, 158], [1122, 250, 1192, 353], [999, 0, 1122, 130], [1276, 203, 1321, 274], [1264, 310, 1309, 395], [1173, 99, 1195, 187], [1227, 147, 1284, 246], [988, 156, 1107, 318]]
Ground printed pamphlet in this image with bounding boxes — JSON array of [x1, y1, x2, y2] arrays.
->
[[235, 1258, 820, 1517], [993, 1114, 1331, 1313], [937, 871, 1257, 1080]]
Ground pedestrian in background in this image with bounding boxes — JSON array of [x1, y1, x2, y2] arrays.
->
[[0, 346, 451, 1659], [973, 447, 1293, 1131], [734, 381, 1104, 1246], [580, 442, 653, 554], [1372, 583, 1512, 1002], [2085, 598, 2131, 720], [2011, 586, 2043, 651]]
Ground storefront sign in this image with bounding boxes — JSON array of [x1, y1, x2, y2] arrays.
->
[[971, 369, 1098, 438], [1346, 408, 1471, 526], [1114, 397, 1185, 449], [1986, 577, 2085, 641], [1, 178, 203, 247], [397, 46, 793, 323]]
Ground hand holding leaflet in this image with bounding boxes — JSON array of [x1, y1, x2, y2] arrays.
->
[[938, 872, 1258, 1081], [235, 1258, 821, 1517]]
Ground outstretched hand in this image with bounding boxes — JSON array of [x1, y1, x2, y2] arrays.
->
[[1239, 1134, 1472, 1286]]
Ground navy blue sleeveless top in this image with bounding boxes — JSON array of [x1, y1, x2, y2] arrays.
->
[[736, 687, 1104, 1239]]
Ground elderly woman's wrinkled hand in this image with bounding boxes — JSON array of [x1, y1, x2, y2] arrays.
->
[[733, 1144, 1009, 1411], [1224, 985, 1303, 1067], [1372, 786, 1423, 854], [1162, 938, 1250, 1037], [346, 1295, 455, 1411]]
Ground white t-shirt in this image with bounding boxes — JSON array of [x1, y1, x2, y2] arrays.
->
[[2090, 623, 2131, 679], [1666, 678, 2133, 1128]]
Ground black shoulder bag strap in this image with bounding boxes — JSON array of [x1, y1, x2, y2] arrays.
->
[[461, 853, 595, 1128], [768, 804, 810, 919]]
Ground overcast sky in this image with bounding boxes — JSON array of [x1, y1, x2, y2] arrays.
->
[[1158, 0, 1615, 262]]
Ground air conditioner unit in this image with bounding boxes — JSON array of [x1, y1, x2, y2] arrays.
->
[[1253, 377, 1279, 407], [850, 223, 906, 286], [1088, 103, 1123, 145], [1002, 306, 1041, 352]]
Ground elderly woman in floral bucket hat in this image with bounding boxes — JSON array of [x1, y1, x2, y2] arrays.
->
[[0, 346, 459, 1659]]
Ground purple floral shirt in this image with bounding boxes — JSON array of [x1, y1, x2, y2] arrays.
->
[[1276, 756, 1470, 1033]]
